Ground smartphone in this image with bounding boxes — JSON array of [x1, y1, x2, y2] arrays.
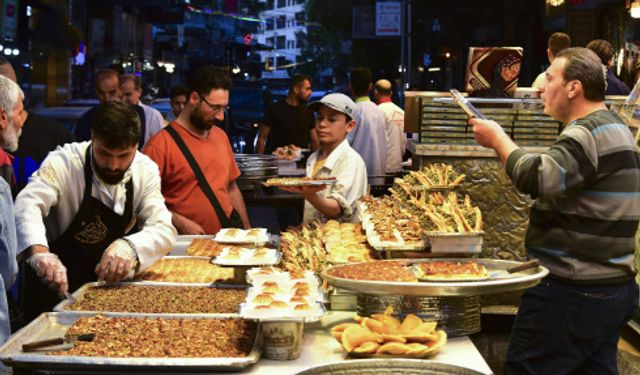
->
[[450, 89, 488, 120]]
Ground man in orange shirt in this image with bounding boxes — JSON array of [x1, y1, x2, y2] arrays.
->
[[143, 66, 251, 234]]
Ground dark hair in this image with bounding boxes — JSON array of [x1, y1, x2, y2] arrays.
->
[[289, 74, 311, 91], [169, 85, 188, 100], [556, 47, 606, 102], [91, 102, 141, 148], [0, 57, 8, 66], [586, 39, 614, 66], [548, 32, 571, 57], [120, 74, 141, 90], [187, 65, 232, 98], [350, 67, 372, 97], [95, 69, 119, 85]]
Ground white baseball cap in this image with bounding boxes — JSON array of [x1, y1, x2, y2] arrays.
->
[[308, 93, 356, 117]]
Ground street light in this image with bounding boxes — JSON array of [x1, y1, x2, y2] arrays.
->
[[631, 1, 640, 18], [11, 49, 19, 56]]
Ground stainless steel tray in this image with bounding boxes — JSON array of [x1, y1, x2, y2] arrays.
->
[[0, 312, 261, 371], [322, 258, 549, 296], [53, 282, 246, 317], [366, 237, 427, 252], [296, 359, 485, 375]]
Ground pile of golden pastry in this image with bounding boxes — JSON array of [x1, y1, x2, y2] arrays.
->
[[407, 191, 482, 233], [280, 220, 375, 275], [359, 196, 424, 246], [136, 257, 233, 283], [331, 308, 447, 357], [385, 163, 482, 234], [401, 163, 465, 188]]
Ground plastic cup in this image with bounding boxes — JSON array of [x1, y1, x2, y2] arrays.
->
[[261, 320, 304, 360]]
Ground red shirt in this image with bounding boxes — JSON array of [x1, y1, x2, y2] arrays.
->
[[143, 122, 240, 234]]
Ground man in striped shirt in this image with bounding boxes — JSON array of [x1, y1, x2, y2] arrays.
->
[[470, 47, 640, 375]]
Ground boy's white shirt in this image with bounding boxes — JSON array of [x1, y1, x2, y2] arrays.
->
[[303, 138, 368, 223]]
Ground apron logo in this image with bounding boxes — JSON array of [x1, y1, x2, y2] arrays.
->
[[74, 215, 108, 244]]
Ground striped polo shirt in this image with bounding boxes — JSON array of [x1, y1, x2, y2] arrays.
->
[[506, 109, 640, 283]]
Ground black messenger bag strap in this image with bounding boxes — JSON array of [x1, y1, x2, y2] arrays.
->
[[164, 126, 232, 228]]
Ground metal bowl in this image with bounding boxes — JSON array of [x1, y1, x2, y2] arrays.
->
[[234, 154, 277, 170], [239, 166, 279, 177], [295, 359, 485, 375]]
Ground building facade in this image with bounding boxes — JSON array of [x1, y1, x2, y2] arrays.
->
[[256, 0, 307, 80]]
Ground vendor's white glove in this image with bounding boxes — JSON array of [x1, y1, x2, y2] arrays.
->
[[26, 252, 68, 297], [95, 239, 138, 283]]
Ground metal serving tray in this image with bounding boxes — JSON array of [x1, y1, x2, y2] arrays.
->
[[321, 258, 549, 296], [366, 237, 427, 252], [425, 232, 483, 254], [53, 282, 246, 317], [0, 312, 261, 372], [296, 359, 485, 375]]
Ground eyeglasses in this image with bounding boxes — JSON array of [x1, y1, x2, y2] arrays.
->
[[198, 94, 229, 113]]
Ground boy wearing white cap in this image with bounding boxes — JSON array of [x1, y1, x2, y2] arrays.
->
[[280, 93, 368, 223]]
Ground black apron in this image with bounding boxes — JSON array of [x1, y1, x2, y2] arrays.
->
[[19, 147, 135, 322]]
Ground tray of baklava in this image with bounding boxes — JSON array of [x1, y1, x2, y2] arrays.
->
[[54, 282, 247, 317], [134, 256, 234, 285], [0, 312, 260, 371]]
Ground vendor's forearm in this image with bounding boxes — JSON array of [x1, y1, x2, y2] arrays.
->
[[27, 244, 50, 257], [493, 133, 520, 167], [304, 193, 342, 218]]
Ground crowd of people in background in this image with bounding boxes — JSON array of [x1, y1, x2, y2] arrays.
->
[[0, 31, 636, 375]]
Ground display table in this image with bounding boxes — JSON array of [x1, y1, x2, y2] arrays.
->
[[232, 311, 493, 375]]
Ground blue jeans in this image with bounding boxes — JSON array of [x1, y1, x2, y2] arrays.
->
[[505, 278, 639, 375]]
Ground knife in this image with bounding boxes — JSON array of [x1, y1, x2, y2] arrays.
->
[[490, 259, 540, 279], [22, 333, 96, 352], [64, 291, 77, 305]]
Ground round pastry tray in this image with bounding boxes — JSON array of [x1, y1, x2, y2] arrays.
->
[[321, 258, 549, 296], [295, 359, 485, 375]]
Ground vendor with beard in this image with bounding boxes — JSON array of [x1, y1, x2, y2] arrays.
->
[[15, 102, 176, 321], [143, 65, 251, 234]]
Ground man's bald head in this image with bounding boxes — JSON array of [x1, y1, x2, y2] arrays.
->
[[0, 57, 17, 83], [374, 79, 393, 98]]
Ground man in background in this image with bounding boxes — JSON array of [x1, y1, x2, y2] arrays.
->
[[257, 74, 318, 154], [374, 79, 405, 173], [532, 32, 570, 89], [121, 74, 165, 144], [166, 85, 188, 124], [348, 67, 387, 179], [74, 69, 146, 148], [586, 39, 631, 96]]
